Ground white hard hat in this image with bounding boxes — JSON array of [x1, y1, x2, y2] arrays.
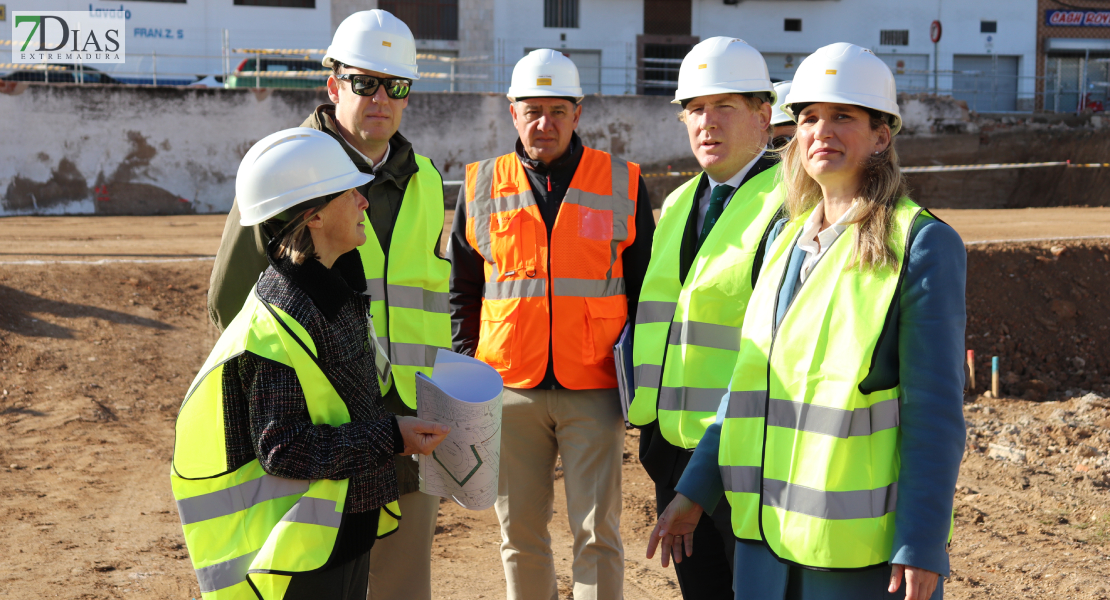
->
[[323, 10, 419, 80], [782, 43, 902, 135], [672, 37, 776, 106], [506, 49, 584, 102], [236, 128, 374, 227], [770, 81, 793, 125]]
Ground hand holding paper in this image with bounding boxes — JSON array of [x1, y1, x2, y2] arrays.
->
[[396, 416, 450, 456]]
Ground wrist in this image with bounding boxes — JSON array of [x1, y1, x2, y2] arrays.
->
[[390, 416, 405, 454]]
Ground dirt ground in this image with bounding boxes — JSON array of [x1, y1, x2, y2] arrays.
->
[[0, 206, 1106, 263], [0, 211, 1108, 600]]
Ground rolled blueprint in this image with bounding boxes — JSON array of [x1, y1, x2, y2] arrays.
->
[[416, 349, 504, 510]]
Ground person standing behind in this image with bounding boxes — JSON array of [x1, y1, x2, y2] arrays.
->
[[625, 37, 782, 600], [448, 49, 656, 600], [205, 11, 449, 600], [770, 80, 796, 148]]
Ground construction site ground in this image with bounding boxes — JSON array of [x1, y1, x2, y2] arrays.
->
[[1, 206, 1109, 600]]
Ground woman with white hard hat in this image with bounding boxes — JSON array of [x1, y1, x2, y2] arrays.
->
[[172, 128, 449, 600], [770, 80, 795, 147], [649, 43, 966, 600]]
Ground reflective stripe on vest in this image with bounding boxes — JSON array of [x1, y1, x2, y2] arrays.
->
[[719, 197, 926, 570], [358, 153, 451, 409], [171, 289, 400, 599], [627, 165, 783, 450], [464, 147, 639, 389]]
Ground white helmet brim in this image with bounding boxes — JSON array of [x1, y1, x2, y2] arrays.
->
[[782, 90, 902, 135]]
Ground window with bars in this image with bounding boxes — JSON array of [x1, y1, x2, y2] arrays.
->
[[784, 19, 801, 32], [234, 0, 315, 7], [545, 0, 579, 28], [640, 41, 693, 95], [880, 30, 909, 46], [380, 0, 458, 40]]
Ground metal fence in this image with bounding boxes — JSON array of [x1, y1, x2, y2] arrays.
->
[[0, 45, 1098, 115]]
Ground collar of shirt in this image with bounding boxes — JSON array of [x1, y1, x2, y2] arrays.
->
[[706, 149, 765, 195], [797, 200, 860, 257], [796, 200, 861, 284], [697, 149, 766, 233], [351, 141, 391, 173]]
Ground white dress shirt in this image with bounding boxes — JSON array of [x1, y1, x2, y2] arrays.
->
[[696, 150, 765, 235], [352, 141, 391, 173], [797, 200, 861, 284]]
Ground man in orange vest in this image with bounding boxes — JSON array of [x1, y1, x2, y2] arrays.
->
[[447, 49, 656, 600]]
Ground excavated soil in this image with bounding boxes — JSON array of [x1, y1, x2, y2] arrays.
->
[[965, 241, 1110, 401], [0, 216, 1108, 599]]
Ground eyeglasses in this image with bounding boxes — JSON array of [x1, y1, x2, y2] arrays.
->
[[335, 73, 412, 99]]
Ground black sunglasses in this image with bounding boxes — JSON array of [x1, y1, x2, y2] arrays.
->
[[335, 73, 412, 99]]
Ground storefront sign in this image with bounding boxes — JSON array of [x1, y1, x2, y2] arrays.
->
[[1046, 10, 1110, 27]]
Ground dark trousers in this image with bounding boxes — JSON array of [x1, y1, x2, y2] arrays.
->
[[640, 423, 735, 600], [284, 551, 372, 600]]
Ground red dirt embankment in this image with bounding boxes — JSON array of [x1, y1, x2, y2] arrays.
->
[[965, 241, 1110, 401]]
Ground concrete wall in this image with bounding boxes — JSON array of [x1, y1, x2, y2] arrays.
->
[[0, 82, 688, 216], [3, 82, 1109, 217]]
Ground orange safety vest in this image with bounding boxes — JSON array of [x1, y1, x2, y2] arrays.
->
[[464, 147, 639, 389]]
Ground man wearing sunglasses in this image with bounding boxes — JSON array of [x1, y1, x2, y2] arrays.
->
[[206, 10, 448, 600], [448, 49, 656, 600]]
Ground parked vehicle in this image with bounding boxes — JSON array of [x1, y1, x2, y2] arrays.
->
[[224, 57, 328, 89]]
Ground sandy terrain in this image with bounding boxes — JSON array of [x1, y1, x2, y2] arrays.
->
[[0, 206, 1107, 263], [0, 211, 1107, 600]]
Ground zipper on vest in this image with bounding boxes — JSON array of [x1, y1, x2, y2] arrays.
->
[[547, 175, 552, 192], [545, 213, 555, 389]]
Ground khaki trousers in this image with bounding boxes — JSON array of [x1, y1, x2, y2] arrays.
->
[[496, 387, 625, 600], [366, 490, 439, 600]]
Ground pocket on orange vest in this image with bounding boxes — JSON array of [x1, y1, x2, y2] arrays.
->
[[489, 212, 536, 275], [478, 299, 520, 370], [578, 206, 613, 242], [583, 295, 627, 366]]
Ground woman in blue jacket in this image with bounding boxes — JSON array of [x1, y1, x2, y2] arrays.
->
[[647, 43, 966, 600]]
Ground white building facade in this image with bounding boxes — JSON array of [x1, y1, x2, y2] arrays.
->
[[441, 0, 1038, 111], [4, 0, 1039, 111]]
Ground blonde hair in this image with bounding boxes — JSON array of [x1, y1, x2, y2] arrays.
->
[[272, 205, 326, 265], [777, 111, 907, 271]]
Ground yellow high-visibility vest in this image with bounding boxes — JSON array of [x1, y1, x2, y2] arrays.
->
[[171, 288, 400, 600], [628, 165, 782, 448], [358, 153, 451, 408], [720, 197, 926, 570]]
